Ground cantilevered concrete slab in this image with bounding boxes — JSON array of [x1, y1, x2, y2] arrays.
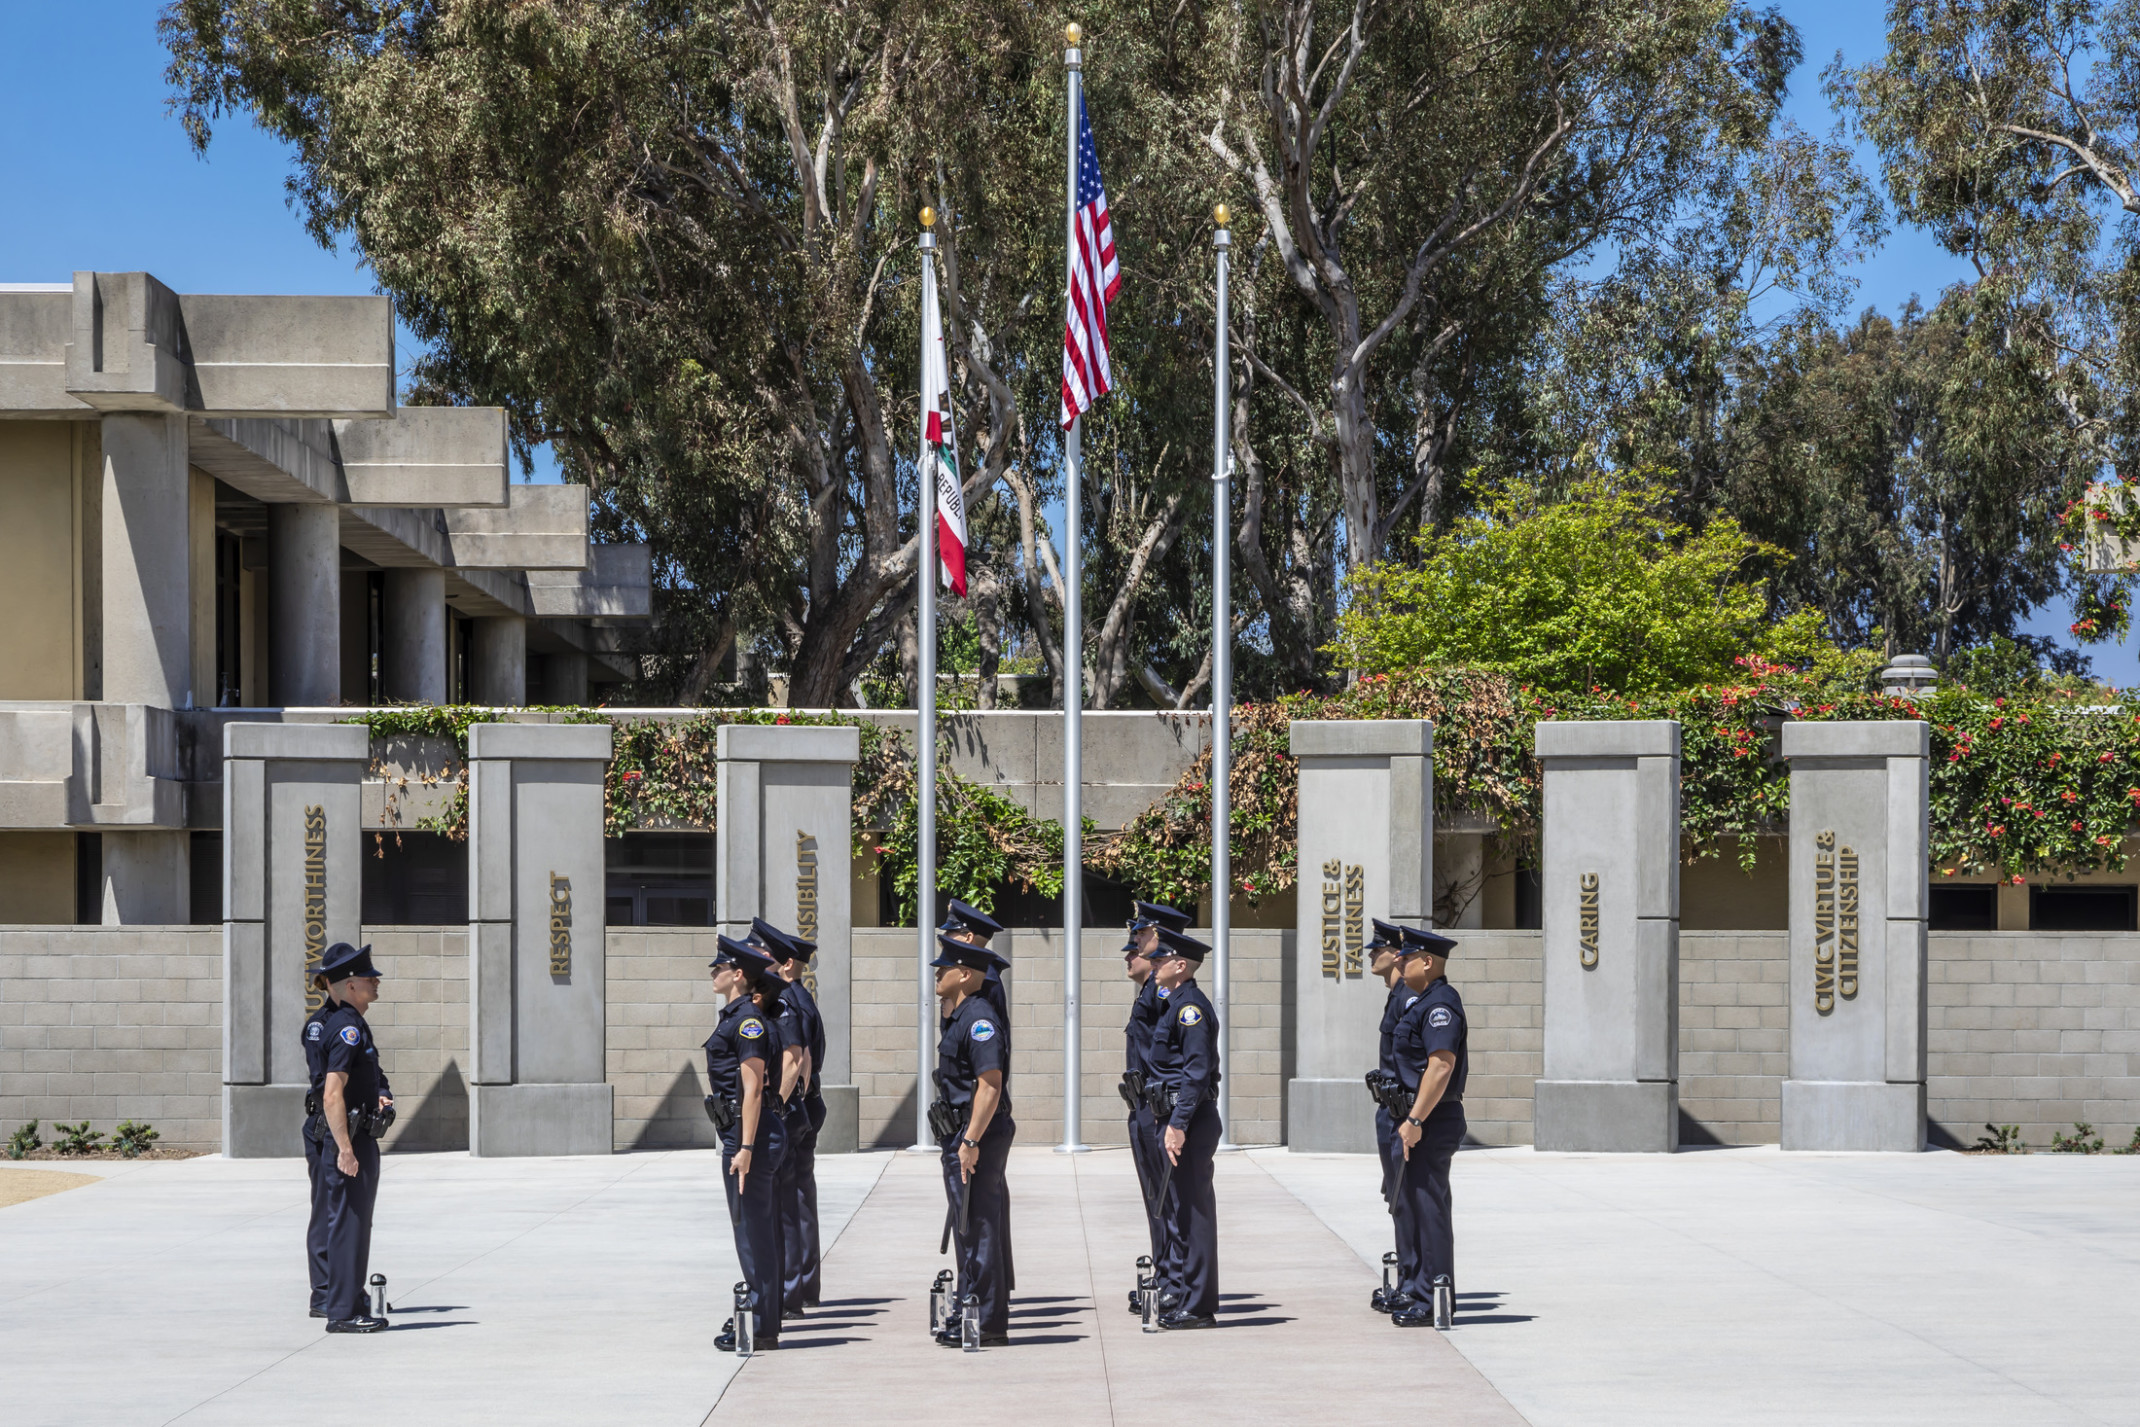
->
[[332, 406, 509, 507], [445, 484, 590, 569], [525, 544, 653, 617]]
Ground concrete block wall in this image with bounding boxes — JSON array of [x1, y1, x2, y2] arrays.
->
[[1926, 933, 2140, 1148], [0, 926, 223, 1150], [604, 927, 723, 1153], [1452, 932, 1544, 1146], [1678, 932, 1790, 1145], [362, 929, 470, 1153], [848, 926, 1287, 1151]]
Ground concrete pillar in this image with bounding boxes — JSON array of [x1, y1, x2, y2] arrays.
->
[[471, 614, 526, 707], [469, 721, 614, 1155], [222, 723, 367, 1157], [380, 567, 448, 704], [100, 413, 194, 707], [545, 648, 590, 706], [716, 724, 863, 1151], [1780, 721, 1929, 1152], [1285, 720, 1434, 1152], [1534, 721, 1681, 1153], [268, 503, 342, 706], [100, 830, 190, 924]]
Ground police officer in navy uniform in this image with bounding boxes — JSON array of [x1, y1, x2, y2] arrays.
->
[[929, 934, 1015, 1346], [1365, 918, 1415, 1313], [300, 960, 346, 1319], [310, 942, 393, 1333], [1121, 900, 1186, 1312], [705, 935, 790, 1352], [1387, 925, 1466, 1326], [762, 920, 828, 1314], [1147, 926, 1221, 1330], [936, 897, 1014, 1289]]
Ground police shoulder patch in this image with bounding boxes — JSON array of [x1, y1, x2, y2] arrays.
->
[[1178, 1005, 1204, 1026], [306, 1023, 323, 1042], [1427, 1006, 1455, 1028], [971, 1020, 997, 1042], [339, 1025, 362, 1045], [739, 1018, 765, 1039], [1404, 996, 1419, 1009]]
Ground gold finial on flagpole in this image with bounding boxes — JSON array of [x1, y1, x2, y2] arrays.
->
[[1214, 204, 1230, 228], [1065, 22, 1081, 45], [920, 206, 935, 228]]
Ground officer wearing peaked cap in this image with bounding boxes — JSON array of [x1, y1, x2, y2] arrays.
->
[[705, 936, 791, 1351], [1386, 924, 1467, 1327], [929, 934, 1016, 1346], [307, 942, 394, 1333], [1365, 918, 1417, 1313], [1146, 926, 1222, 1329], [938, 898, 1010, 1026], [765, 923, 828, 1314], [1121, 900, 1187, 1311]]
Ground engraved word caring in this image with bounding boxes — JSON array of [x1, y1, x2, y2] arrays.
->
[[1321, 860, 1365, 979], [548, 873, 572, 978], [1812, 830, 1860, 1014], [303, 805, 327, 1012], [1578, 872, 1600, 969], [796, 830, 819, 996]]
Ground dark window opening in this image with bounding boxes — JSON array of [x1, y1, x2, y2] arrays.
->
[[607, 832, 714, 926], [75, 832, 100, 924], [1513, 867, 1542, 930], [190, 832, 221, 924], [2030, 885, 2136, 932], [213, 529, 243, 707], [1929, 885, 1996, 932], [361, 832, 469, 926]]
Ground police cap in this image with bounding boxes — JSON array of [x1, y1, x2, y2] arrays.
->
[[937, 899, 1004, 943], [319, 942, 382, 982], [1398, 925, 1458, 959], [1128, 900, 1190, 934], [930, 933, 1000, 972], [1151, 926, 1211, 963]]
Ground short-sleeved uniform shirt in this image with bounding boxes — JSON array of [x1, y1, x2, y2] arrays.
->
[[1125, 976, 1164, 1081], [1392, 977, 1467, 1121], [780, 978, 827, 1103], [936, 995, 1011, 1123], [316, 1005, 386, 1115], [302, 999, 338, 1090], [1378, 981, 1416, 1077], [1150, 977, 1219, 1132], [704, 997, 785, 1147]]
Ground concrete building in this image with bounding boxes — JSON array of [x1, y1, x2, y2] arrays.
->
[[0, 272, 648, 925]]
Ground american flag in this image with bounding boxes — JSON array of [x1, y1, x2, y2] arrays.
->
[[1060, 92, 1121, 430]]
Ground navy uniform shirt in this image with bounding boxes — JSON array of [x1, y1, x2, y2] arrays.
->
[[302, 998, 338, 1093], [980, 965, 1011, 1028], [936, 994, 1012, 1120], [316, 1004, 386, 1112], [780, 978, 827, 1102], [1378, 980, 1415, 1077], [704, 997, 785, 1144], [1149, 977, 1219, 1131], [1124, 975, 1164, 1080], [1392, 977, 1468, 1119]]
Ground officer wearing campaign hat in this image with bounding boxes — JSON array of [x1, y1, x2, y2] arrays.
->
[[763, 922, 828, 1314], [307, 942, 393, 1333], [705, 935, 792, 1351], [928, 933, 1016, 1346], [1146, 925, 1222, 1329], [1365, 918, 1416, 1313], [1121, 900, 1188, 1310], [1385, 924, 1466, 1326]]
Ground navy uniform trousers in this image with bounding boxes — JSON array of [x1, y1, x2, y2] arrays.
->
[[939, 1114, 1015, 1336], [779, 1098, 824, 1310], [1374, 1105, 1417, 1289], [1160, 1101, 1223, 1317], [303, 1120, 334, 1314], [1394, 1106, 1464, 1301], [316, 1130, 382, 1321], [1127, 1105, 1166, 1262], [724, 1128, 788, 1343]]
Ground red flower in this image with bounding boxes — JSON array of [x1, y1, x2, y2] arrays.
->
[[2073, 821, 2084, 831], [622, 769, 643, 782]]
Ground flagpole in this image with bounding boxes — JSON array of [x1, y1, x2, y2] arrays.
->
[[1210, 205, 1234, 1150], [915, 207, 940, 1154], [1059, 22, 1088, 1155]]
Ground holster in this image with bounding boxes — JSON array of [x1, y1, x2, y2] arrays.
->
[[1365, 1069, 1411, 1117], [304, 1091, 320, 1117], [1117, 1071, 1145, 1112], [704, 1096, 740, 1132], [1141, 1081, 1178, 1120], [927, 1098, 964, 1141], [347, 1102, 397, 1140]]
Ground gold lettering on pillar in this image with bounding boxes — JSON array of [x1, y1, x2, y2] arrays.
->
[[549, 873, 572, 978], [796, 831, 819, 996], [1321, 860, 1365, 980], [303, 806, 327, 1012], [1578, 872, 1600, 969], [1813, 831, 1835, 1013]]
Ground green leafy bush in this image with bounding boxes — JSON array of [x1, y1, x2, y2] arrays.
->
[[7, 1120, 39, 1160], [2050, 1122, 2104, 1154], [51, 1121, 104, 1156], [1974, 1123, 2024, 1153], [112, 1120, 160, 1159]]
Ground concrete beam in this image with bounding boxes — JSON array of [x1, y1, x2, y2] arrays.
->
[[188, 417, 340, 505], [0, 285, 81, 414], [445, 485, 589, 569], [332, 407, 509, 507], [525, 544, 652, 618]]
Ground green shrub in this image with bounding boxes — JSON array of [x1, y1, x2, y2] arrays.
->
[[6, 1120, 39, 1160], [112, 1120, 159, 1159], [51, 1121, 105, 1156], [1974, 1123, 2024, 1153], [2051, 1122, 2104, 1154]]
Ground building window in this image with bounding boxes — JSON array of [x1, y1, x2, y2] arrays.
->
[[606, 832, 714, 926], [1928, 885, 1997, 931], [2029, 885, 2136, 932], [361, 832, 470, 926]]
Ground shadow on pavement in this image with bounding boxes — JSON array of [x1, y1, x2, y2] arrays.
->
[[383, 1321, 478, 1331]]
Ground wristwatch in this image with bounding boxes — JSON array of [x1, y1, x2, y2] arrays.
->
[[1405, 1117, 1426, 1128], [960, 1137, 980, 1148]]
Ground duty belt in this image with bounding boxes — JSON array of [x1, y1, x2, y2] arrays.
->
[[703, 1096, 740, 1132], [927, 1097, 965, 1141], [1364, 1069, 1411, 1117], [1118, 1070, 1148, 1113]]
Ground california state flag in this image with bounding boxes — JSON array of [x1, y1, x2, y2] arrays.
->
[[918, 262, 969, 596]]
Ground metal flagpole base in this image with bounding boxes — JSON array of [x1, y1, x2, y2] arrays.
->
[[1053, 1143, 1092, 1154]]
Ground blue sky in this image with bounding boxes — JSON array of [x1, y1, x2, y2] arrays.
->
[[0, 0, 2125, 682]]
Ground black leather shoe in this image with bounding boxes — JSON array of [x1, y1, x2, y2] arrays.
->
[[1156, 1310, 1216, 1330], [324, 1316, 387, 1334], [936, 1325, 1009, 1347], [1391, 1303, 1440, 1327], [1156, 1291, 1183, 1314], [1127, 1289, 1147, 1315], [309, 1308, 328, 1320], [1370, 1287, 1389, 1312], [782, 1307, 805, 1320], [715, 1317, 737, 1352]]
